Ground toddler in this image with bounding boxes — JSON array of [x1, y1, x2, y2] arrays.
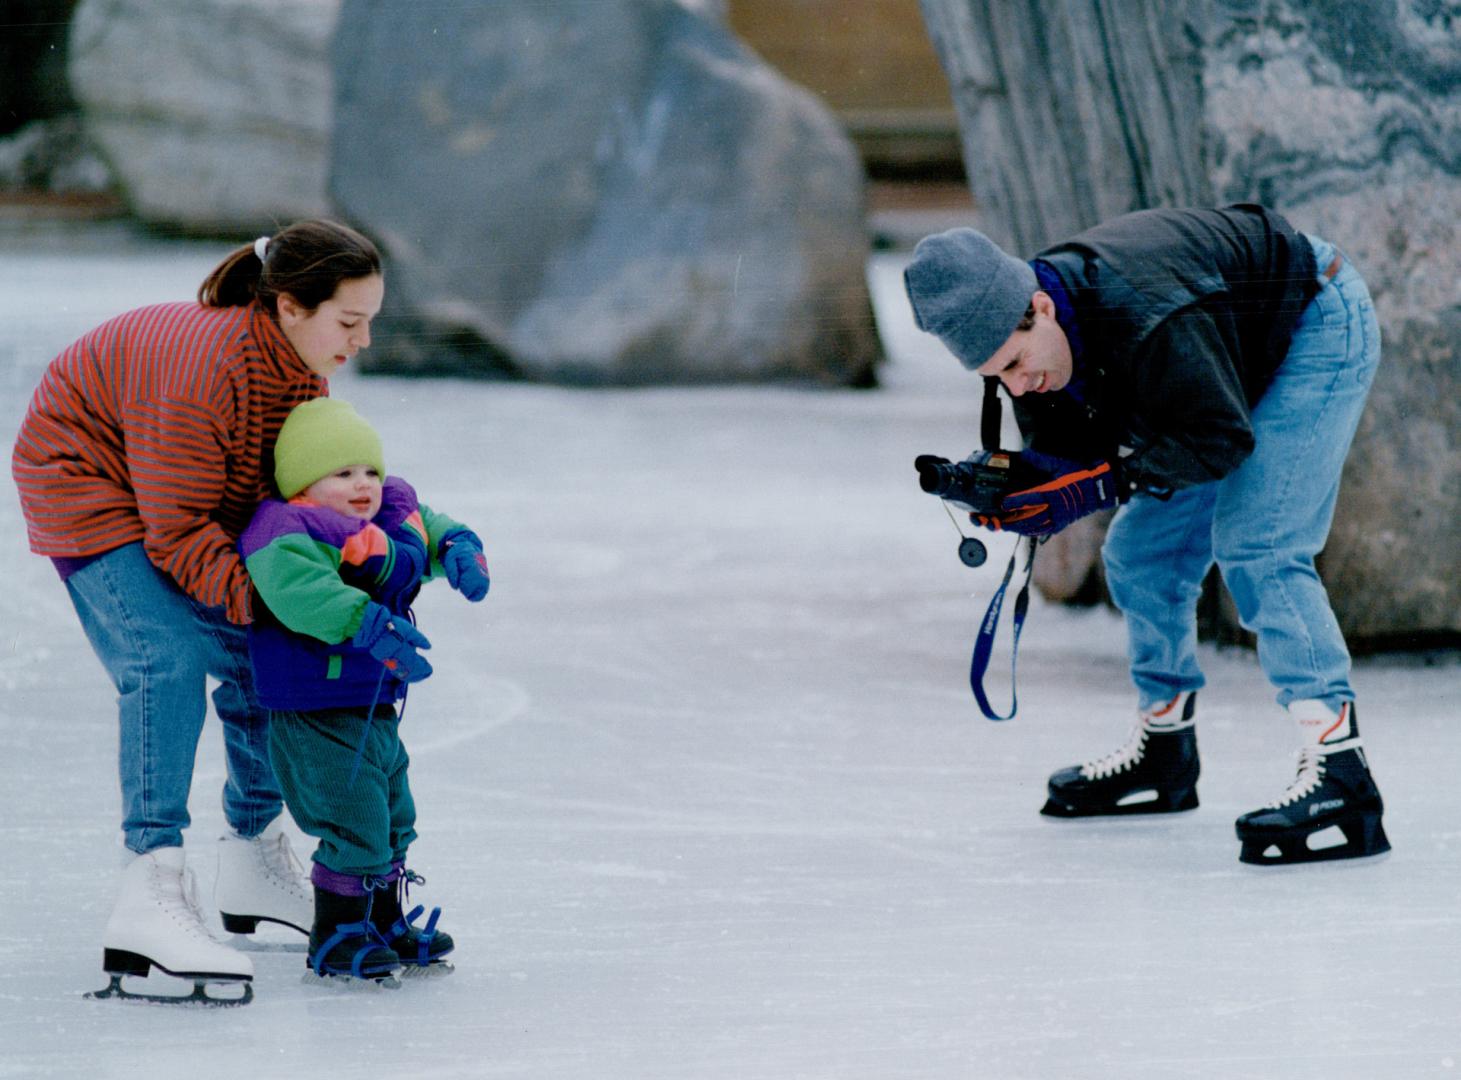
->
[[239, 398, 490, 983]]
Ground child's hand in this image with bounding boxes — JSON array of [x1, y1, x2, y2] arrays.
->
[[353, 602, 433, 682], [442, 539, 490, 602]]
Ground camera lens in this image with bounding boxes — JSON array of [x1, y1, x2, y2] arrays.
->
[[914, 455, 951, 494]]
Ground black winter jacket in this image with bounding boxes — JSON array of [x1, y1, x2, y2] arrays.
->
[[1011, 204, 1318, 495]]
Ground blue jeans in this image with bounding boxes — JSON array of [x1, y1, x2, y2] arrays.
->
[[1102, 236, 1381, 712], [63, 542, 283, 853]]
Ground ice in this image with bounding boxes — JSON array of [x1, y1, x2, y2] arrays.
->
[[1, 227, 1458, 1079]]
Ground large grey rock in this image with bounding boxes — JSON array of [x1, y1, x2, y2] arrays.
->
[[331, 0, 880, 386], [918, 0, 1461, 644], [68, 0, 339, 231]]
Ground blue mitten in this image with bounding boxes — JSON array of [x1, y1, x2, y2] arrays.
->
[[441, 533, 490, 602], [352, 601, 433, 683], [987, 450, 1119, 537]]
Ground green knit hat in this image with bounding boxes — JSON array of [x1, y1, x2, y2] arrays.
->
[[273, 398, 385, 499]]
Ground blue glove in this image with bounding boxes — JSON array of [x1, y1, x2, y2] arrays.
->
[[352, 601, 433, 683], [441, 536, 490, 602], [978, 450, 1119, 537]]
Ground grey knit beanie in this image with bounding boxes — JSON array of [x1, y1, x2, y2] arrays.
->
[[903, 227, 1037, 371]]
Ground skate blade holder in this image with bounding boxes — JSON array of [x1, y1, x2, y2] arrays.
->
[[1239, 815, 1391, 866], [87, 971, 253, 1007], [1041, 784, 1199, 818]]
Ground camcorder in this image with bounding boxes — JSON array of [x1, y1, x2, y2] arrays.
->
[[915, 377, 1041, 567], [914, 451, 1043, 566]]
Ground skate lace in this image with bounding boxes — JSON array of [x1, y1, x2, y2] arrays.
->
[[1268, 746, 1325, 808], [157, 861, 220, 943], [402, 869, 426, 905], [1080, 724, 1148, 780], [262, 831, 311, 899]]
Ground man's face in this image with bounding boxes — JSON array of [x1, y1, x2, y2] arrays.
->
[[975, 291, 1073, 397]]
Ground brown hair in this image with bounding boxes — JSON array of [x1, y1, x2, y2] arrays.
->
[[1015, 303, 1037, 332], [197, 219, 382, 314]]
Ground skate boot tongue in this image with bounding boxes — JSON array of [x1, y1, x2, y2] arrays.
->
[[1289, 698, 1354, 745]]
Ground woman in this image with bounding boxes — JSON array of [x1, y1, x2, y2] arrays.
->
[[12, 219, 384, 1002]]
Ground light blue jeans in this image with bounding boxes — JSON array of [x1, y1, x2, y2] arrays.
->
[[1102, 236, 1381, 712], [63, 542, 282, 853]]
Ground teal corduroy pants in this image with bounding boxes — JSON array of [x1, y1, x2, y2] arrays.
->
[[267, 704, 417, 877]]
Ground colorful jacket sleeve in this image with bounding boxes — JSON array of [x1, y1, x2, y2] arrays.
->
[[421, 503, 477, 579], [240, 501, 376, 644], [374, 476, 476, 582]]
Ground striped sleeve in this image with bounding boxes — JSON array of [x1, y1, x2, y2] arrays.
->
[[13, 301, 324, 624], [120, 394, 251, 619]]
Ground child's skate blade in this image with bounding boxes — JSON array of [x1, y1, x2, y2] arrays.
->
[[398, 960, 454, 979], [302, 969, 403, 990]]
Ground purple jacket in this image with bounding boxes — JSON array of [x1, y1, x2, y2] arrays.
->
[[239, 476, 472, 711]]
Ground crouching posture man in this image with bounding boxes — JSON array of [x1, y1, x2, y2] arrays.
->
[[904, 204, 1388, 866]]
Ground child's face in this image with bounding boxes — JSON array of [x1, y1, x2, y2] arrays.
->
[[302, 464, 383, 520]]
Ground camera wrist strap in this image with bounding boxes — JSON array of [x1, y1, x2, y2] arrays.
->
[[969, 538, 1036, 721]]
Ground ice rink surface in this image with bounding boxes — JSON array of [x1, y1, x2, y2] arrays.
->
[[2, 225, 1458, 1079]]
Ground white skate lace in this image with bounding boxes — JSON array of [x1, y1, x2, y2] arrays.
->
[[156, 861, 223, 943], [260, 831, 311, 900], [1080, 724, 1148, 780], [1267, 746, 1325, 808]]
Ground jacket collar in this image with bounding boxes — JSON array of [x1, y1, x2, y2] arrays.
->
[[1032, 259, 1089, 405], [247, 300, 317, 385]]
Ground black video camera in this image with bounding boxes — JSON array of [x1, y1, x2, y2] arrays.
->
[[914, 451, 1044, 567], [915, 378, 1042, 567], [914, 451, 1043, 515]]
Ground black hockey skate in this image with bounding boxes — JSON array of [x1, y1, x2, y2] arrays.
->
[[1236, 743, 1390, 866], [1041, 692, 1200, 817], [306, 884, 402, 988], [372, 869, 454, 976]]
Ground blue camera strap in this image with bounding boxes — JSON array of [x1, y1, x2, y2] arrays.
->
[[969, 539, 1036, 720]]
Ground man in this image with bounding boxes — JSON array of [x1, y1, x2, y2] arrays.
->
[[903, 204, 1387, 866]]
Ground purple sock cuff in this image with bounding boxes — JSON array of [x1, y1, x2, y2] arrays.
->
[[311, 862, 403, 895], [311, 863, 368, 895]]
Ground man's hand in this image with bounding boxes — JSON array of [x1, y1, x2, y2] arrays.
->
[[975, 450, 1119, 537], [352, 601, 433, 682]]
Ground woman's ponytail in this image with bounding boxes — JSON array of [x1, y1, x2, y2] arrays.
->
[[197, 243, 264, 308], [198, 219, 381, 314]]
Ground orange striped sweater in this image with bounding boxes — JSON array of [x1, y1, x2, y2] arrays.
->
[[11, 300, 326, 624]]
